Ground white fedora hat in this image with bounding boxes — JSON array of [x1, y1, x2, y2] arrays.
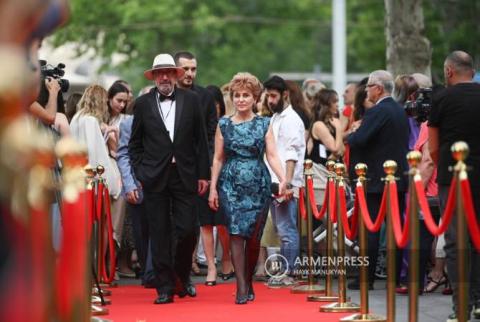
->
[[144, 53, 185, 80]]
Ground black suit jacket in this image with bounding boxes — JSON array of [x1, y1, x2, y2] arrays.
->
[[129, 87, 210, 193], [191, 84, 217, 163], [347, 97, 409, 193]]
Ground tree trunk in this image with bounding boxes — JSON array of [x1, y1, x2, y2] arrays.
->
[[384, 0, 431, 78]]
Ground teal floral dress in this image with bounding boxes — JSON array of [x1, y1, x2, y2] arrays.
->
[[218, 116, 272, 238]]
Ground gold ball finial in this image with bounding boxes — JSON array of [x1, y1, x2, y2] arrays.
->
[[84, 164, 95, 178], [334, 163, 346, 176], [451, 141, 469, 162], [407, 151, 422, 168], [326, 160, 336, 172], [383, 160, 398, 175], [304, 159, 313, 170], [96, 165, 105, 176], [355, 163, 368, 177]]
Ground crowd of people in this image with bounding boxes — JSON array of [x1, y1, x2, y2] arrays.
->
[[31, 48, 479, 322]]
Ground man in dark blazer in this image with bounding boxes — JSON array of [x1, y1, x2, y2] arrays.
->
[[346, 70, 409, 289], [129, 53, 210, 304]]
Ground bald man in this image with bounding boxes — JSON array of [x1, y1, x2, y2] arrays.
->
[[428, 50, 480, 322]]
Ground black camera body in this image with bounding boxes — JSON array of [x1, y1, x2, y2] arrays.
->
[[404, 88, 432, 123], [40, 60, 69, 93], [37, 60, 70, 113]]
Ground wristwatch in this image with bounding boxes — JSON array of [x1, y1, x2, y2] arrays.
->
[[286, 183, 293, 189]]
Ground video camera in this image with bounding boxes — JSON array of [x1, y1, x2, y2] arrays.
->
[[404, 88, 432, 123], [40, 60, 69, 93], [37, 60, 70, 113]]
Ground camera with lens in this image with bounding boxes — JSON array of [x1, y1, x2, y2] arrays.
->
[[40, 60, 69, 93], [37, 60, 70, 113], [404, 88, 432, 123]]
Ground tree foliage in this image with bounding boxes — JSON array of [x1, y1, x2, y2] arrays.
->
[[52, 0, 478, 90]]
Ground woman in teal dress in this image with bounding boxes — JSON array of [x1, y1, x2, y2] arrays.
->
[[209, 72, 287, 304]]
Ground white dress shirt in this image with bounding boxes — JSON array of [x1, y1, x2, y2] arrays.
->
[[157, 93, 176, 142], [267, 105, 306, 188]]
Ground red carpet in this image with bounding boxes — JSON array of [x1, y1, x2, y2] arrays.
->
[[105, 282, 352, 322]]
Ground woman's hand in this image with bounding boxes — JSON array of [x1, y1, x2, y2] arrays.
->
[[331, 117, 342, 131], [208, 188, 219, 211]]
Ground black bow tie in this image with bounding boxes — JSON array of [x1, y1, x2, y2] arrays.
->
[[159, 91, 175, 102]]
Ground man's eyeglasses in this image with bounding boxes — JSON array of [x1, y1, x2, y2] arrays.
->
[[366, 83, 378, 88]]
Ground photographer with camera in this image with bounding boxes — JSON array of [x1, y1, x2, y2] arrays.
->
[[28, 60, 70, 136], [428, 50, 480, 322]]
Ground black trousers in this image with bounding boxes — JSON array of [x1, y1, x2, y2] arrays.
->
[[441, 184, 480, 311], [127, 202, 149, 275], [144, 165, 197, 295], [366, 192, 405, 284]]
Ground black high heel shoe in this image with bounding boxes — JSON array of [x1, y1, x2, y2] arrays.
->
[[219, 271, 235, 281], [247, 286, 255, 301], [235, 294, 248, 304]]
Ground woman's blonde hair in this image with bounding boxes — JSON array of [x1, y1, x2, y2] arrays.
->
[[229, 72, 263, 101], [77, 84, 109, 123]]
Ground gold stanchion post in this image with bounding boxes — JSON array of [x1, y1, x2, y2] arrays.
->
[[291, 160, 325, 294], [451, 142, 469, 322], [320, 163, 360, 313], [406, 152, 422, 322], [308, 160, 339, 302], [384, 160, 397, 322], [341, 163, 386, 322]]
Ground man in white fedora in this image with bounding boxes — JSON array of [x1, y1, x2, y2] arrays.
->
[[129, 53, 210, 304]]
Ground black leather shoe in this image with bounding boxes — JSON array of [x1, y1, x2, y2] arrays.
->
[[347, 280, 373, 290], [176, 284, 197, 298], [154, 294, 174, 304]]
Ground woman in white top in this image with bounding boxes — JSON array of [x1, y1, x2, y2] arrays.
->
[[70, 84, 121, 198]]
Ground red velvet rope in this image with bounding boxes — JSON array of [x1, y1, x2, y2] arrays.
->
[[414, 177, 456, 236], [328, 180, 337, 223], [86, 188, 94, 239], [356, 183, 386, 232], [299, 187, 307, 220], [389, 182, 409, 248], [95, 180, 104, 281], [101, 186, 116, 283], [95, 182, 104, 221], [460, 179, 480, 251], [306, 177, 328, 220], [338, 185, 358, 239]]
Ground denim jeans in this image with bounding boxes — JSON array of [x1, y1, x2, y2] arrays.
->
[[270, 198, 299, 274]]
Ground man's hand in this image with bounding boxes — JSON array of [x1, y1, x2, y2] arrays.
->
[[198, 179, 209, 196], [126, 189, 140, 204]]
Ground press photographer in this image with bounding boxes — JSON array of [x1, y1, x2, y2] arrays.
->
[[28, 59, 70, 136]]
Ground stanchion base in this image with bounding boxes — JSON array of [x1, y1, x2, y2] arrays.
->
[[100, 282, 118, 288], [91, 317, 112, 322], [307, 294, 341, 302], [92, 295, 111, 305], [340, 313, 386, 322], [91, 304, 109, 316], [92, 287, 112, 296], [290, 284, 325, 294], [320, 301, 361, 313]]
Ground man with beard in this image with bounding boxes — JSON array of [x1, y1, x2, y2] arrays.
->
[[264, 76, 306, 286], [129, 53, 210, 304]]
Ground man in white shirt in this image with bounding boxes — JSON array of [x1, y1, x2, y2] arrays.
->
[[264, 76, 306, 285]]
